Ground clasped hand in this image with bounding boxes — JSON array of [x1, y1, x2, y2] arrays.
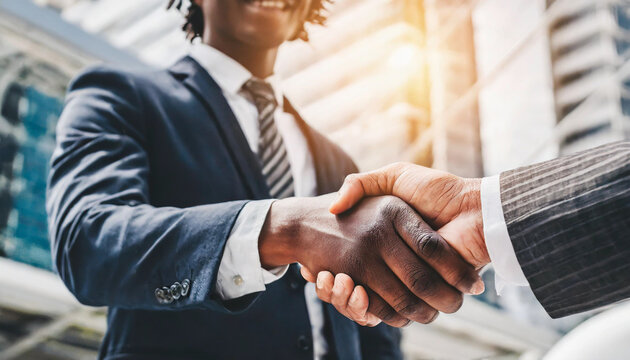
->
[[295, 163, 491, 327], [259, 163, 488, 328]]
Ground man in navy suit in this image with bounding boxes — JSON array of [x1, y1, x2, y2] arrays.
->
[[46, 1, 482, 358]]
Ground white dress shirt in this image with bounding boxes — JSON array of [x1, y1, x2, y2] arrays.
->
[[481, 175, 530, 295], [188, 44, 327, 359]]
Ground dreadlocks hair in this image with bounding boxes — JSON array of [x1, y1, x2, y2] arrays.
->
[[166, 0, 332, 42]]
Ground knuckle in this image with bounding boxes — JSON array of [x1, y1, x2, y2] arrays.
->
[[373, 304, 397, 322], [318, 292, 331, 303], [334, 305, 348, 316], [378, 197, 406, 219], [391, 293, 421, 316], [389, 162, 410, 174], [408, 268, 440, 298], [331, 296, 345, 308], [415, 231, 444, 259], [344, 173, 360, 185]]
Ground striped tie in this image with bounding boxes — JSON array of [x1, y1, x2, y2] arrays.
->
[[242, 78, 295, 199]]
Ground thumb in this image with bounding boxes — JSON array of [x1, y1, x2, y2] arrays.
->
[[329, 175, 367, 214], [300, 266, 317, 283], [329, 163, 409, 214]]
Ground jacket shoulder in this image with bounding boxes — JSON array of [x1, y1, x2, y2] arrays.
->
[[67, 63, 168, 96], [60, 64, 169, 142]]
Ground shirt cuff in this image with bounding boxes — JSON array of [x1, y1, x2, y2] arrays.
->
[[481, 175, 529, 295], [215, 199, 289, 300]]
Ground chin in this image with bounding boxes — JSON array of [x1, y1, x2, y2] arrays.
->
[[235, 0, 302, 45]]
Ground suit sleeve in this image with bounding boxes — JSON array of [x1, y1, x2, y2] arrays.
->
[[499, 141, 630, 318], [46, 67, 258, 312]]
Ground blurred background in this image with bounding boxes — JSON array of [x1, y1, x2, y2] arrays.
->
[[0, 0, 629, 358]]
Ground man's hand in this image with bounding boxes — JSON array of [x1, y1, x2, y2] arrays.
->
[[301, 163, 490, 326], [259, 194, 484, 327], [330, 163, 489, 268]]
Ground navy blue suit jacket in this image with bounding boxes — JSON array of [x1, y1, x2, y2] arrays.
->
[[46, 56, 402, 360]]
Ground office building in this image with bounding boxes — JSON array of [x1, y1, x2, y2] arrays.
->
[[548, 0, 630, 154]]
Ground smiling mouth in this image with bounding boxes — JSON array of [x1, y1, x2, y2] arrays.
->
[[243, 0, 296, 11]]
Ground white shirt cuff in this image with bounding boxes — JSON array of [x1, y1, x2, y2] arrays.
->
[[481, 175, 529, 295], [215, 200, 289, 300]]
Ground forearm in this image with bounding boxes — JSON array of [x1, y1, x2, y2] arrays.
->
[[500, 141, 630, 317], [51, 200, 247, 311]]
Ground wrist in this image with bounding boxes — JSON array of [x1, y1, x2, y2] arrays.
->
[[258, 198, 303, 269], [462, 178, 482, 216]]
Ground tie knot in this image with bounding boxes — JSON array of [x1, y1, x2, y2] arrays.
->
[[242, 78, 278, 114]]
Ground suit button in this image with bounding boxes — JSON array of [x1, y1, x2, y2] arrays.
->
[[171, 282, 183, 300], [162, 286, 173, 303], [181, 279, 191, 296], [154, 288, 166, 304], [297, 335, 311, 352]]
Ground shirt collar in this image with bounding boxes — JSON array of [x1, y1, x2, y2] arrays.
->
[[189, 43, 284, 107]]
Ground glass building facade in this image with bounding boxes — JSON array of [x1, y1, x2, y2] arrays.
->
[[0, 55, 67, 270]]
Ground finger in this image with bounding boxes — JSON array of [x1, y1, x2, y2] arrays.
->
[[365, 312, 383, 327], [300, 266, 316, 283], [317, 272, 362, 324], [368, 264, 439, 325], [365, 286, 435, 327], [315, 271, 335, 303], [395, 209, 485, 296], [329, 274, 363, 323], [347, 285, 380, 327], [331, 273, 354, 313], [383, 240, 464, 314], [365, 289, 410, 328], [329, 163, 407, 215]]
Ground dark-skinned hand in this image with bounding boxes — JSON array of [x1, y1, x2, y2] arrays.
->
[[259, 194, 484, 327]]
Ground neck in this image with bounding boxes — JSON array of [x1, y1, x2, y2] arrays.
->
[[205, 32, 278, 79]]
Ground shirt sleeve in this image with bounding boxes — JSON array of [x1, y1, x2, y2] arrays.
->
[[215, 199, 289, 300], [481, 175, 530, 295]]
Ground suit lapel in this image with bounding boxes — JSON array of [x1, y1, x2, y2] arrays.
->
[[169, 56, 269, 199], [283, 97, 357, 195]]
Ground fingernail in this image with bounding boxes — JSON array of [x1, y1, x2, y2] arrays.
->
[[316, 276, 323, 290], [470, 280, 485, 295]]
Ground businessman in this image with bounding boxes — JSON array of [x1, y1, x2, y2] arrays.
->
[[46, 0, 482, 359], [304, 141, 630, 326]]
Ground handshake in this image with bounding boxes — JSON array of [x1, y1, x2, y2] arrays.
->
[[259, 163, 490, 328]]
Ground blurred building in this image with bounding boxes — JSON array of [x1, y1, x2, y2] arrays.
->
[[548, 0, 630, 154], [425, 0, 483, 178], [0, 1, 140, 358], [473, 0, 559, 175], [0, 0, 144, 270]]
